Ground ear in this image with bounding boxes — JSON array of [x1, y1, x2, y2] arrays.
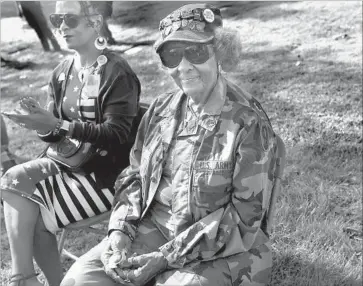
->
[[90, 14, 103, 32]]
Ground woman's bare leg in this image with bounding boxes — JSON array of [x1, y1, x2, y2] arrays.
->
[[2, 191, 43, 286], [33, 215, 63, 286]]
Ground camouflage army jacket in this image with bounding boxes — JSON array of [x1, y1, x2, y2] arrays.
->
[[109, 75, 278, 268]]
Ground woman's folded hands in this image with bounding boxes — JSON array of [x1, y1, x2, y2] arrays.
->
[[116, 252, 168, 286], [101, 230, 132, 284], [101, 231, 168, 286]]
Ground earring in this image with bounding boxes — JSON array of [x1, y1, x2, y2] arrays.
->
[[94, 36, 107, 50]]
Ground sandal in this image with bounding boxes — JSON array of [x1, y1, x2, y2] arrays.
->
[[8, 273, 40, 286]]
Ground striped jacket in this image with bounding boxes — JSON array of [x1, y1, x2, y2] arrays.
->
[[110, 75, 278, 269]]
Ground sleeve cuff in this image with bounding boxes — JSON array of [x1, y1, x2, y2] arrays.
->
[[108, 220, 136, 241]]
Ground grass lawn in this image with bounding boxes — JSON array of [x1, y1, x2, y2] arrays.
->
[[1, 1, 362, 285]]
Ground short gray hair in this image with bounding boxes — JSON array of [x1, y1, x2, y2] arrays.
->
[[213, 27, 243, 72]]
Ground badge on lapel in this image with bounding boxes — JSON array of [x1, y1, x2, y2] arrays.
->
[[58, 72, 66, 82]]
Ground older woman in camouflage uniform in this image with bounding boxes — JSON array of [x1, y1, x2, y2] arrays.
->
[[61, 3, 279, 286]]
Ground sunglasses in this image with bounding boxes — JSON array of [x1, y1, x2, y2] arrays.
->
[[158, 43, 213, 68], [49, 13, 93, 29]]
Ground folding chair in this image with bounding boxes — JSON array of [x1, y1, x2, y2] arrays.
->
[[57, 211, 111, 260], [266, 135, 286, 234]]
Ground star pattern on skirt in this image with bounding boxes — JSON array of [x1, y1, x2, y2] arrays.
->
[[69, 74, 74, 80], [41, 168, 47, 174], [12, 179, 19, 186], [70, 107, 75, 113], [73, 86, 79, 92], [63, 96, 67, 102]]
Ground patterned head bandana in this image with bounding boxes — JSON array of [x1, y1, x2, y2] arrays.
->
[[155, 3, 223, 52]]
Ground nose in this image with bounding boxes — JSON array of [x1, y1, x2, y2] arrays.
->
[[177, 56, 194, 73], [59, 18, 68, 31]]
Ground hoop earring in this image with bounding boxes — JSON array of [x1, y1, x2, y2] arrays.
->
[[94, 36, 107, 50]]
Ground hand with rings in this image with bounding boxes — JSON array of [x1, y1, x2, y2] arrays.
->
[[101, 231, 133, 284], [112, 252, 168, 286], [2, 97, 58, 133], [124, 271, 132, 283]]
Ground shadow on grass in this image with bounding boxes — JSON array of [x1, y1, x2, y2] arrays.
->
[[216, 1, 301, 22], [238, 47, 362, 88], [270, 251, 362, 286], [112, 1, 287, 29]]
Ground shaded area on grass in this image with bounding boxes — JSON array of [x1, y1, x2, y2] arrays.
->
[[112, 1, 283, 28], [271, 251, 362, 286]]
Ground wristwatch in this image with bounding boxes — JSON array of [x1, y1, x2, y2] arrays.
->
[[58, 120, 71, 137]]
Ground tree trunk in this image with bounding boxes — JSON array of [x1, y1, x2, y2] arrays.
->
[[17, 1, 61, 51]]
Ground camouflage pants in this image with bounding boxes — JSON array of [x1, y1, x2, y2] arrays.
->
[[61, 215, 272, 286]]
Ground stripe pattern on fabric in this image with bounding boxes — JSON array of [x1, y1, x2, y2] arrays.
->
[[34, 171, 115, 229], [78, 97, 96, 122]]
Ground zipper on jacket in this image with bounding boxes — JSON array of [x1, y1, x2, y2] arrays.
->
[[188, 127, 207, 223]]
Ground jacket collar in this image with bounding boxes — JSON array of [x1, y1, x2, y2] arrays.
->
[[158, 75, 227, 132], [158, 89, 185, 118], [193, 74, 227, 131], [195, 74, 227, 117]]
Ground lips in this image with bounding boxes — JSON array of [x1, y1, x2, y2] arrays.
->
[[63, 35, 74, 39], [181, 77, 199, 82]]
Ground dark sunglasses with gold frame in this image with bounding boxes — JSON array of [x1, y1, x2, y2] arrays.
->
[[49, 13, 97, 29]]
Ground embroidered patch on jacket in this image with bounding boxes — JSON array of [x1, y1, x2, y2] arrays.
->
[[194, 161, 233, 171]]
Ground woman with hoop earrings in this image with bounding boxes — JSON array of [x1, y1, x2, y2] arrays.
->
[[1, 2, 140, 286]]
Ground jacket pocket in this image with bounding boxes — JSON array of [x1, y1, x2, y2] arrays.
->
[[192, 161, 233, 212]]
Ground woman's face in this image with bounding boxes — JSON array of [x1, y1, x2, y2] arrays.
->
[[54, 1, 98, 51], [164, 42, 219, 105]]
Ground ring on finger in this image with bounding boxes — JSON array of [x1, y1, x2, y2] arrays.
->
[[124, 271, 131, 283]]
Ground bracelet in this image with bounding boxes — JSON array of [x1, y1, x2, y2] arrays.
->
[[37, 130, 53, 137], [109, 229, 134, 242], [68, 122, 74, 137], [52, 118, 63, 135], [58, 120, 70, 137], [119, 229, 134, 242]]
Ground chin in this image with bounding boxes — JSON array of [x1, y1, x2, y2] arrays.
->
[[63, 42, 74, 49], [182, 85, 203, 95], [64, 39, 80, 50], [183, 88, 198, 97]]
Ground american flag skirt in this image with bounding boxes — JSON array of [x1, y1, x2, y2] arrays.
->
[[0, 157, 115, 233]]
